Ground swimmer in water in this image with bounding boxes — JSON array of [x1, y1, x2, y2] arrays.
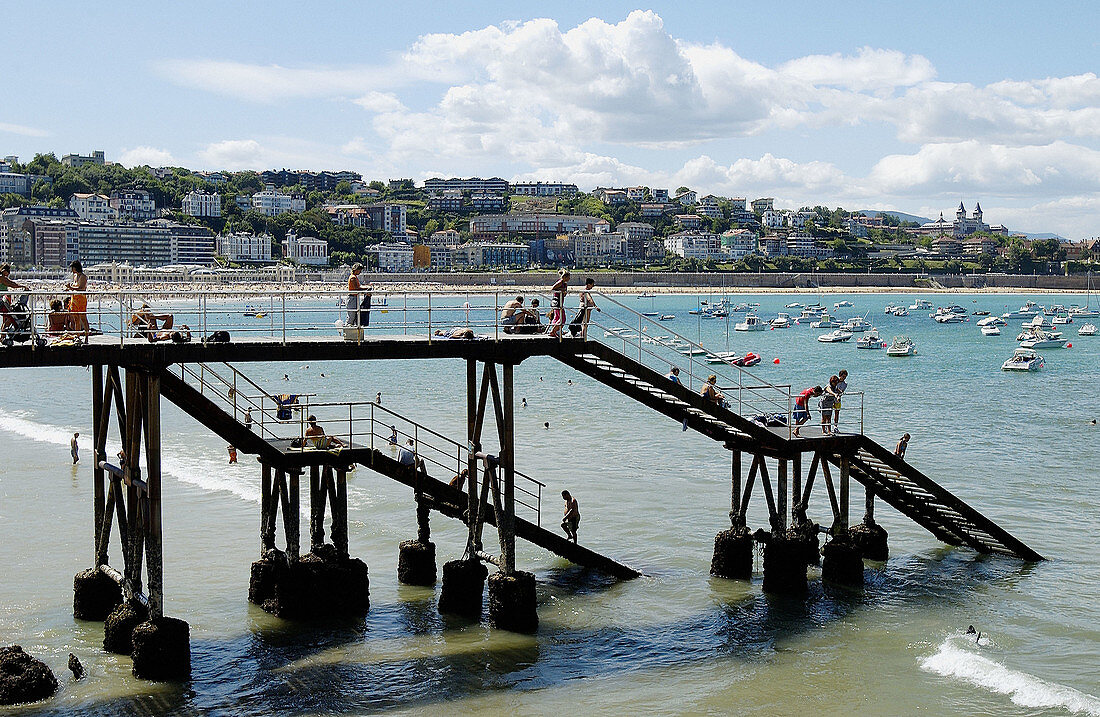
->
[[966, 625, 982, 643]]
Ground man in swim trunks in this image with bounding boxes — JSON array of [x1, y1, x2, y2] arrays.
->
[[793, 386, 823, 436], [304, 415, 345, 450], [66, 261, 88, 344], [500, 296, 525, 332], [561, 490, 580, 543]]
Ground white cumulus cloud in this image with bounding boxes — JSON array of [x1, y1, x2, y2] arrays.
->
[[119, 146, 176, 167]]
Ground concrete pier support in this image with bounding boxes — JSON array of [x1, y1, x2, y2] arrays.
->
[[248, 546, 370, 619], [850, 521, 889, 561], [759, 531, 808, 595], [398, 540, 437, 586], [103, 600, 148, 655], [710, 527, 754, 580], [438, 559, 488, 620], [789, 520, 821, 567], [488, 570, 538, 634], [73, 567, 122, 621], [131, 617, 191, 680], [821, 534, 865, 586]]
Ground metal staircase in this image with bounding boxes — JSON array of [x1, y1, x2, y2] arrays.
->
[[158, 362, 642, 577]]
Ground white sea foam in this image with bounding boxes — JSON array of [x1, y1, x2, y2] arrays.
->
[[0, 408, 259, 504], [921, 637, 1100, 715]]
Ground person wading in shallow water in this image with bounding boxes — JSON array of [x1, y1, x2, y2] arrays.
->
[[560, 490, 580, 543]]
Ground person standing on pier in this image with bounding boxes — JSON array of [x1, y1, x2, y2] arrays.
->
[[71, 433, 80, 464], [833, 369, 848, 430], [793, 386, 823, 437], [895, 433, 911, 458], [561, 490, 580, 543], [347, 264, 365, 326], [576, 277, 600, 339], [547, 269, 570, 338], [66, 261, 89, 344], [820, 375, 840, 435]]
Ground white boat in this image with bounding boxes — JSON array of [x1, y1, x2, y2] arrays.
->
[[735, 314, 768, 331], [834, 300, 854, 308], [977, 316, 1006, 327], [797, 306, 825, 320], [892, 307, 909, 317], [1078, 323, 1097, 336], [845, 315, 873, 332], [855, 329, 886, 349], [642, 311, 660, 317], [1052, 315, 1073, 325], [884, 304, 900, 314], [771, 313, 791, 329], [909, 299, 933, 310], [1070, 273, 1099, 317], [1024, 315, 1049, 329], [933, 311, 966, 324], [688, 309, 702, 315], [658, 314, 676, 321], [886, 336, 916, 356], [810, 314, 841, 329], [1043, 304, 1067, 316], [705, 351, 740, 364], [1002, 300, 1042, 320], [680, 348, 708, 356], [785, 302, 804, 309], [818, 329, 853, 343], [1020, 330, 1067, 349], [980, 325, 1001, 336], [1002, 347, 1044, 371], [730, 303, 750, 312]]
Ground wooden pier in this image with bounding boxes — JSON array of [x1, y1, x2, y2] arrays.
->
[[0, 289, 1042, 681]]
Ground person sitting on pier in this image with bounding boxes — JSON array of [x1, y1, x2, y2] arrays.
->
[[397, 438, 425, 473], [449, 468, 469, 488], [516, 298, 543, 334], [792, 385, 824, 437], [434, 326, 476, 339], [0, 263, 30, 333], [131, 304, 175, 342], [702, 374, 725, 407], [501, 296, 526, 332], [666, 366, 681, 384], [304, 415, 345, 451], [561, 490, 580, 543], [47, 299, 70, 335]]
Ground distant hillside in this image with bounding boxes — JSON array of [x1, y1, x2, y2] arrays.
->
[[1014, 231, 1069, 242], [857, 210, 932, 225]]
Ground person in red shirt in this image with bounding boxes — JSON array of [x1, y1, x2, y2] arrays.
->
[[793, 385, 823, 436]]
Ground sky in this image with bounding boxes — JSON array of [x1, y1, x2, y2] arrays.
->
[[4, 1, 1100, 238]]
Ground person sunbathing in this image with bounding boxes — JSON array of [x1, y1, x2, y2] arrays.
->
[[433, 327, 475, 339], [131, 304, 175, 342]]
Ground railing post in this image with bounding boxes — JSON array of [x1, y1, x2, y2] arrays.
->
[[495, 292, 499, 341], [403, 292, 408, 336], [427, 292, 432, 339], [369, 402, 374, 452], [118, 291, 125, 347], [281, 293, 286, 345]]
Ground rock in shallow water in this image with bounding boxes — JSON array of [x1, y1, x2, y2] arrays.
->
[[0, 645, 58, 706]]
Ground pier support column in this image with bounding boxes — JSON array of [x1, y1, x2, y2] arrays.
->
[[821, 533, 865, 587], [251, 464, 369, 619], [487, 570, 538, 634], [438, 559, 488, 620], [849, 487, 889, 561], [398, 500, 437, 586], [711, 450, 753, 579], [759, 530, 809, 595]]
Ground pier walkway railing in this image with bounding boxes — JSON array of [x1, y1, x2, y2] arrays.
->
[[12, 287, 856, 436]]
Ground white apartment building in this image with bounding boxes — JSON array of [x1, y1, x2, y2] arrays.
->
[[697, 195, 723, 219], [109, 190, 157, 221], [786, 210, 817, 229], [69, 193, 115, 222], [217, 232, 273, 262], [786, 233, 832, 259], [664, 231, 720, 260], [511, 182, 578, 197], [181, 191, 222, 218], [762, 209, 785, 229], [673, 190, 697, 205], [720, 229, 758, 258], [625, 186, 646, 202], [429, 229, 462, 247], [729, 198, 748, 212], [252, 187, 306, 217], [281, 230, 328, 266], [573, 231, 626, 266], [368, 242, 415, 272], [751, 197, 775, 214]]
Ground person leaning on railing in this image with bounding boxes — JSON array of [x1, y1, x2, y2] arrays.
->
[[347, 264, 372, 327]]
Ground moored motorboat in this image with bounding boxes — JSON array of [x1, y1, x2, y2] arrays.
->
[[855, 329, 886, 349], [981, 325, 1001, 336], [771, 312, 791, 329], [658, 314, 676, 321], [1002, 347, 1044, 371], [810, 313, 841, 329], [817, 329, 853, 343], [735, 314, 768, 331], [845, 315, 873, 332], [1078, 323, 1097, 336], [909, 299, 933, 310], [1002, 300, 1042, 320], [886, 336, 916, 356], [1019, 329, 1067, 349]]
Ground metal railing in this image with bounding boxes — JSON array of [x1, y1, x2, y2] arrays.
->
[[176, 361, 545, 524]]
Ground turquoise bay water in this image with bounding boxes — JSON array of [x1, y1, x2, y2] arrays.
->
[[1, 292, 1098, 716]]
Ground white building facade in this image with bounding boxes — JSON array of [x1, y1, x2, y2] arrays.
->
[[281, 230, 328, 266], [69, 193, 115, 222], [217, 232, 273, 262], [181, 191, 222, 218], [252, 188, 306, 217]]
